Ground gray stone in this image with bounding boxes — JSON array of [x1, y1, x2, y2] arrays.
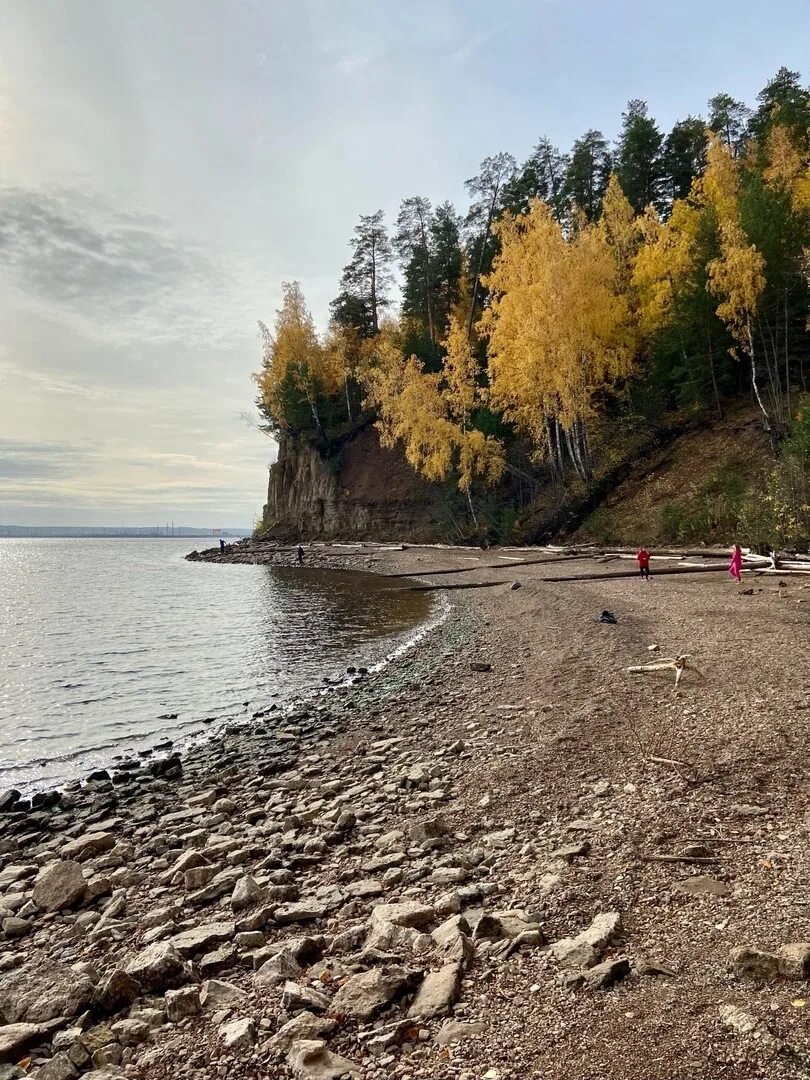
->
[[778, 942, 810, 979], [32, 861, 86, 913], [408, 817, 450, 844], [32, 1053, 77, 1080], [280, 982, 330, 1015], [269, 1013, 337, 1054], [60, 833, 116, 862], [673, 875, 731, 898], [200, 979, 247, 1012], [164, 985, 201, 1022], [109, 1019, 150, 1047], [728, 946, 782, 981], [435, 1019, 486, 1046], [329, 968, 411, 1021], [169, 921, 235, 957], [219, 1016, 255, 1051], [407, 963, 460, 1019], [0, 962, 94, 1023], [124, 942, 191, 992], [1, 918, 30, 939], [93, 969, 141, 1013], [254, 948, 302, 987], [286, 1039, 359, 1080], [274, 903, 328, 925], [0, 1023, 45, 1064], [550, 911, 621, 968], [369, 901, 435, 931], [583, 956, 631, 989], [230, 876, 265, 912]]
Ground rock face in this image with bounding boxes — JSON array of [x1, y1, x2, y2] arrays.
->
[[0, 962, 94, 1023], [32, 861, 86, 912], [262, 427, 447, 542]]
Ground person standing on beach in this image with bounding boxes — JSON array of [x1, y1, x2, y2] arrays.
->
[[219, 538, 226, 553], [297, 545, 304, 565], [636, 546, 651, 581], [729, 542, 743, 583]]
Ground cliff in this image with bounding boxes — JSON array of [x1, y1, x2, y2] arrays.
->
[[261, 425, 451, 542]]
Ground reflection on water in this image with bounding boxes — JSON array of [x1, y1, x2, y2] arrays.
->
[[0, 539, 434, 792]]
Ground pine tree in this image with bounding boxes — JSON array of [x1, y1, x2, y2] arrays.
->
[[330, 210, 394, 338], [395, 196, 437, 352], [707, 92, 751, 157], [663, 116, 708, 203], [430, 202, 463, 342], [503, 136, 569, 219], [749, 67, 810, 152], [616, 100, 666, 214], [464, 152, 517, 340], [562, 130, 611, 222]]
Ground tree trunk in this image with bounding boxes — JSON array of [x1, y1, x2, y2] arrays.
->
[[747, 319, 773, 445], [370, 235, 379, 335], [707, 331, 723, 419], [417, 210, 436, 351]]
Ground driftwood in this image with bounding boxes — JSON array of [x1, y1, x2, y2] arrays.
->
[[649, 755, 694, 768], [385, 554, 593, 579], [627, 655, 705, 688], [545, 563, 730, 583], [403, 580, 508, 593], [640, 854, 720, 865]]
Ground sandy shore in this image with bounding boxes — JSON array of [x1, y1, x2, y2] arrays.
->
[[1, 544, 809, 1080]]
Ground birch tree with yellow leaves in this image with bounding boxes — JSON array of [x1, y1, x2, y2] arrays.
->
[[483, 198, 636, 484]]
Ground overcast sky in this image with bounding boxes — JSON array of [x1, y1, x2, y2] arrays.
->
[[0, 0, 807, 526]]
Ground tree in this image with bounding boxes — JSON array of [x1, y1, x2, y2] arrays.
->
[[749, 67, 810, 153], [361, 319, 504, 497], [708, 92, 751, 157], [464, 152, 517, 340], [430, 202, 464, 342], [503, 136, 569, 220], [395, 196, 437, 352], [254, 282, 335, 440], [482, 200, 635, 483], [615, 100, 666, 214], [663, 116, 708, 203], [330, 210, 393, 338], [562, 130, 612, 222]]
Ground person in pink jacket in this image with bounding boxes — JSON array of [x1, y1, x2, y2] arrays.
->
[[729, 543, 743, 583]]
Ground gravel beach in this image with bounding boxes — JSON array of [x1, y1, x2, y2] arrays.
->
[[2, 543, 808, 1080]]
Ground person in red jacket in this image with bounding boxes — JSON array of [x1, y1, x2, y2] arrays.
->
[[636, 546, 651, 581]]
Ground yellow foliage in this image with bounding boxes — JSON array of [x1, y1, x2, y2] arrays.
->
[[633, 199, 702, 334], [361, 317, 504, 492], [482, 199, 635, 458]]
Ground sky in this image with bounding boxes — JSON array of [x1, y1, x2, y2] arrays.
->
[[0, 0, 808, 527]]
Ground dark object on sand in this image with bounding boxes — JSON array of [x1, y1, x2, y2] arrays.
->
[[599, 610, 618, 624]]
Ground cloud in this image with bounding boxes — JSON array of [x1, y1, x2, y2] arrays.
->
[[0, 438, 99, 480], [0, 186, 267, 350]]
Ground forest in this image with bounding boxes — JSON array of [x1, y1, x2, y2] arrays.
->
[[254, 67, 810, 547]]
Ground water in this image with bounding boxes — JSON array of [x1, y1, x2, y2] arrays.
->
[[0, 539, 437, 793]]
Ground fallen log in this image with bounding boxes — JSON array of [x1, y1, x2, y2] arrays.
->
[[543, 563, 730, 582], [385, 553, 593, 578], [403, 580, 509, 593], [640, 854, 720, 865]]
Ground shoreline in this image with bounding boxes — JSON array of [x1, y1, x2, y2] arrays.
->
[[1, 545, 808, 1080]]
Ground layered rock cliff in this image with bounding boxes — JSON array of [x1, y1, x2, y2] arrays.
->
[[261, 425, 450, 541]]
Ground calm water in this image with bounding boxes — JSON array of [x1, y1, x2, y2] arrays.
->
[[0, 539, 436, 793]]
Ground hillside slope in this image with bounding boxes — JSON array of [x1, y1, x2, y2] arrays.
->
[[567, 404, 771, 546]]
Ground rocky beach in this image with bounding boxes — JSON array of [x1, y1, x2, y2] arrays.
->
[[1, 543, 809, 1080]]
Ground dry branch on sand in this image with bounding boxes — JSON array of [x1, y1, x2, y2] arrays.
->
[[626, 654, 705, 688]]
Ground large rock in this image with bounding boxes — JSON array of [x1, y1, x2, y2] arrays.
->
[[407, 963, 460, 1019], [0, 962, 94, 1023], [93, 969, 141, 1013], [550, 911, 622, 968], [169, 922, 235, 958], [286, 1039, 359, 1080], [778, 942, 810, 979], [280, 982, 330, 1015], [230, 876, 265, 912], [583, 956, 631, 990], [124, 943, 190, 992], [269, 1012, 337, 1054], [164, 986, 201, 1022], [0, 1023, 45, 1063], [370, 902, 435, 931], [329, 969, 412, 1021], [200, 979, 247, 1012], [219, 1017, 254, 1051], [33, 1052, 77, 1080], [32, 862, 86, 913], [60, 833, 116, 862], [728, 946, 783, 981]]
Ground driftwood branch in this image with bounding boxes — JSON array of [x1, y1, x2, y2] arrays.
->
[[627, 656, 705, 688], [641, 854, 720, 865]]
